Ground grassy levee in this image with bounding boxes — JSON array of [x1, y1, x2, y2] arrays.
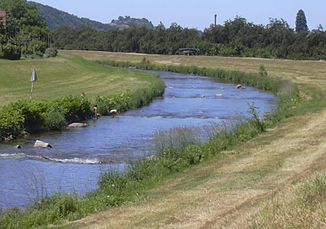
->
[[1, 51, 326, 228], [61, 51, 325, 229], [0, 56, 165, 140], [0, 56, 163, 106]]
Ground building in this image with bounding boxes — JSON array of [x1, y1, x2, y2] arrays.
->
[[0, 10, 7, 29]]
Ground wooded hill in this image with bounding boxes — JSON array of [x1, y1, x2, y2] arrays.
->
[[29, 2, 154, 30]]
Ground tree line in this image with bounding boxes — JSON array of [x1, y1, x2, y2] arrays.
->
[[0, 0, 50, 60], [53, 10, 326, 60]]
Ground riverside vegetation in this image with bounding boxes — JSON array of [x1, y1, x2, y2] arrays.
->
[[0, 56, 165, 141], [1, 53, 317, 228]]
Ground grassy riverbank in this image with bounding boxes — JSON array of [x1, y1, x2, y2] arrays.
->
[[0, 56, 162, 106], [0, 56, 165, 140], [2, 50, 325, 228], [56, 51, 325, 229]]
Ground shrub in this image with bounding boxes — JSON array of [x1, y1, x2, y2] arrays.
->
[[259, 65, 268, 77], [43, 110, 67, 130], [0, 108, 24, 139], [2, 43, 21, 60], [8, 100, 48, 133], [51, 96, 92, 122], [44, 48, 58, 58]]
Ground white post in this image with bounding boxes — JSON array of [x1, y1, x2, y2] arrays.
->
[[30, 68, 38, 100], [30, 81, 34, 100]]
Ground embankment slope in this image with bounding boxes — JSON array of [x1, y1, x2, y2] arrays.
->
[[60, 51, 326, 228]]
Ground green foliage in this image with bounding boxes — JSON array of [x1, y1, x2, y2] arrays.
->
[[9, 100, 48, 132], [95, 80, 164, 116], [43, 110, 66, 130], [0, 74, 164, 140], [50, 96, 92, 123], [52, 14, 326, 60], [0, 0, 50, 59], [248, 103, 266, 132], [296, 9, 309, 33], [43, 47, 58, 58], [101, 59, 280, 93], [259, 65, 268, 77], [1, 43, 21, 60], [0, 97, 89, 138], [30, 1, 114, 30], [0, 107, 24, 139]]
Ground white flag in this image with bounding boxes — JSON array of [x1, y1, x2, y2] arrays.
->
[[31, 68, 38, 82]]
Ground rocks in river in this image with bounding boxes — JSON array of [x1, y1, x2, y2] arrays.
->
[[68, 123, 88, 129], [236, 84, 246, 89], [15, 145, 22, 149], [109, 109, 119, 118], [34, 140, 52, 148], [4, 135, 13, 142]]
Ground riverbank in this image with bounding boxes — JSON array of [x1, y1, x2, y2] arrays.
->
[[0, 56, 164, 106], [0, 56, 165, 140], [1, 51, 322, 228], [60, 51, 325, 228]]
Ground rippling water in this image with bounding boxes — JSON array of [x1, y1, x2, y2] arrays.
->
[[0, 71, 277, 209]]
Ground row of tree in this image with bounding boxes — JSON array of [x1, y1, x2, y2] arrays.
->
[[0, 0, 50, 60], [53, 10, 326, 60]]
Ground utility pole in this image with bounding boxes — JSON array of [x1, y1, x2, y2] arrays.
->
[[214, 14, 217, 27]]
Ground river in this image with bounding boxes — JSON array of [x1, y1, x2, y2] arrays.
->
[[0, 71, 277, 209]]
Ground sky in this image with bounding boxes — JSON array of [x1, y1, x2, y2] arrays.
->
[[32, 0, 325, 30]]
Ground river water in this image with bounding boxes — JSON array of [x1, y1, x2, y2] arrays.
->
[[0, 71, 277, 209]]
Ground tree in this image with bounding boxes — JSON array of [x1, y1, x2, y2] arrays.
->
[[296, 9, 309, 33], [0, 0, 49, 59]]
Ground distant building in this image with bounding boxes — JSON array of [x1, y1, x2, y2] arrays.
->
[[177, 48, 201, 56], [0, 10, 7, 29]]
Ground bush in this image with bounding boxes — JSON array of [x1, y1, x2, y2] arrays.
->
[[8, 100, 48, 133], [2, 43, 21, 60], [259, 65, 268, 77], [43, 110, 67, 130], [0, 108, 24, 139], [44, 48, 58, 58], [51, 96, 92, 123]]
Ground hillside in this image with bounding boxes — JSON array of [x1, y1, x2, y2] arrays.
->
[[29, 2, 154, 30], [29, 1, 113, 30]]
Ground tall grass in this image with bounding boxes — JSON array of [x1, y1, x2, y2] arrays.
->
[[0, 59, 309, 228]]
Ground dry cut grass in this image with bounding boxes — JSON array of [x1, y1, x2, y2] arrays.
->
[[56, 50, 326, 229]]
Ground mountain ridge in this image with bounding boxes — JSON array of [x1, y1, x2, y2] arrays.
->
[[29, 1, 154, 30]]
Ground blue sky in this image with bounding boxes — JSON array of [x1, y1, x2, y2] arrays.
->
[[32, 0, 325, 30]]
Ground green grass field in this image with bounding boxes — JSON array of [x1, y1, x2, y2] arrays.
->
[[0, 55, 160, 107]]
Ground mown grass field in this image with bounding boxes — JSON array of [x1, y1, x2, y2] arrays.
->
[[0, 56, 160, 107], [59, 50, 326, 229]]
